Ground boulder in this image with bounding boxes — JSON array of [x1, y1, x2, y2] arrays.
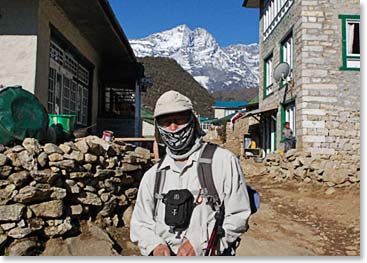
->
[[7, 226, 35, 239], [43, 143, 63, 154], [37, 152, 48, 167], [124, 188, 138, 200], [64, 150, 84, 162], [323, 168, 349, 185], [49, 160, 76, 170], [0, 153, 9, 166], [48, 153, 64, 162], [0, 234, 8, 250], [0, 184, 17, 205], [0, 166, 13, 178], [84, 153, 98, 163], [1, 222, 16, 231], [50, 187, 67, 200], [135, 147, 151, 160], [44, 217, 73, 238], [41, 222, 120, 256], [22, 138, 41, 155], [59, 143, 72, 154], [70, 205, 83, 216], [8, 171, 31, 188], [13, 185, 52, 204], [122, 205, 134, 227], [30, 169, 60, 185], [95, 169, 115, 179], [30, 200, 64, 218], [69, 172, 93, 179], [325, 187, 336, 195], [6, 152, 22, 167], [121, 163, 141, 172], [0, 204, 25, 221], [77, 192, 102, 206], [6, 237, 42, 256], [75, 140, 89, 154]]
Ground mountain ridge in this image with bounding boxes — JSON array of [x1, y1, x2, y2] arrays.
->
[[130, 24, 259, 100]]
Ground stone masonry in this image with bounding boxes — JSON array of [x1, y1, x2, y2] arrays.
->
[[257, 0, 360, 165], [0, 136, 153, 255]]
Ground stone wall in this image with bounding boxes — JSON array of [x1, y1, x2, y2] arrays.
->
[[263, 149, 360, 188], [298, 0, 360, 156], [0, 136, 153, 255], [258, 0, 360, 160]]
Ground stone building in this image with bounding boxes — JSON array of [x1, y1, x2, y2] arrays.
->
[[0, 0, 147, 137], [242, 0, 360, 160]]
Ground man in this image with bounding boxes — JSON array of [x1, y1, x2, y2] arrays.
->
[[130, 90, 251, 256], [282, 122, 295, 153]]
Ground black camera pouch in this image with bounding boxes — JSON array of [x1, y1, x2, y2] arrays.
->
[[162, 189, 195, 236]]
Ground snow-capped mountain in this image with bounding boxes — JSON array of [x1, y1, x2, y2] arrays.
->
[[130, 24, 259, 94]]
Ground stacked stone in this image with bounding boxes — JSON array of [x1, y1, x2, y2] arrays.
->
[[0, 136, 153, 255], [264, 149, 360, 187]]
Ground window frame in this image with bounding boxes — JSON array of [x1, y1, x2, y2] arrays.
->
[[339, 14, 360, 71], [280, 99, 296, 142], [263, 52, 274, 98], [263, 0, 294, 40], [48, 40, 92, 126], [279, 30, 293, 88]]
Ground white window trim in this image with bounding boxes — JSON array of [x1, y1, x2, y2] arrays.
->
[[263, 0, 294, 40]]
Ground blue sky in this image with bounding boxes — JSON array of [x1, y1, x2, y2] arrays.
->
[[109, 0, 259, 47]]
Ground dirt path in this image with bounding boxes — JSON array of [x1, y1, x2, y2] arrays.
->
[[236, 160, 360, 256], [112, 159, 360, 256]]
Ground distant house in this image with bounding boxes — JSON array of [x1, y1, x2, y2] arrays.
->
[[213, 101, 248, 119], [242, 0, 360, 157], [141, 106, 155, 137], [0, 0, 148, 137]]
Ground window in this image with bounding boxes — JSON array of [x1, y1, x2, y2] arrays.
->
[[262, 111, 277, 154], [339, 15, 360, 70], [280, 32, 293, 85], [264, 54, 273, 97], [48, 40, 92, 126], [263, 0, 294, 40], [281, 101, 295, 141], [103, 87, 136, 118]]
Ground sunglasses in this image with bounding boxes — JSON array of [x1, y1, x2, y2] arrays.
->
[[156, 112, 192, 128]]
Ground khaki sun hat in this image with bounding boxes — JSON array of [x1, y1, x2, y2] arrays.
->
[[153, 90, 205, 144], [154, 90, 193, 118]]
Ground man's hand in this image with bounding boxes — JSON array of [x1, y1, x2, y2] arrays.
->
[[177, 239, 196, 256], [152, 243, 171, 256]]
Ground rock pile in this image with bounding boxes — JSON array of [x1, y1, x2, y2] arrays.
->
[[0, 136, 153, 255], [263, 149, 360, 187]]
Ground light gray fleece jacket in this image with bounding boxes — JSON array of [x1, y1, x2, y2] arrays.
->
[[130, 143, 251, 256]]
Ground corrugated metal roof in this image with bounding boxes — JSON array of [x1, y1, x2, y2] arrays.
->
[[213, 101, 248, 109]]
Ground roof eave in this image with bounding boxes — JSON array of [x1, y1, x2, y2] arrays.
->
[[242, 0, 260, 8], [98, 0, 136, 62]]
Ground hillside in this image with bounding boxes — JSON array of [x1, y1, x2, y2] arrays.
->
[[131, 24, 259, 98], [211, 87, 258, 101], [139, 57, 215, 118]]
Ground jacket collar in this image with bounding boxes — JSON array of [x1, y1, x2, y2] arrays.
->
[[158, 142, 205, 172]]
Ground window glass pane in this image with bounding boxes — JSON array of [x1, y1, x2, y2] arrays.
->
[[285, 103, 296, 135], [281, 34, 293, 80], [347, 21, 360, 55]]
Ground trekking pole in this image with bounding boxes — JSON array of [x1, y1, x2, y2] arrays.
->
[[205, 202, 225, 256]]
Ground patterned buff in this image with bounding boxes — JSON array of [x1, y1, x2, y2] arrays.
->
[[157, 115, 196, 156]]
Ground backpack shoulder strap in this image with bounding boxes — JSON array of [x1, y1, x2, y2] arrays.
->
[[153, 156, 166, 215], [198, 143, 220, 209]]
